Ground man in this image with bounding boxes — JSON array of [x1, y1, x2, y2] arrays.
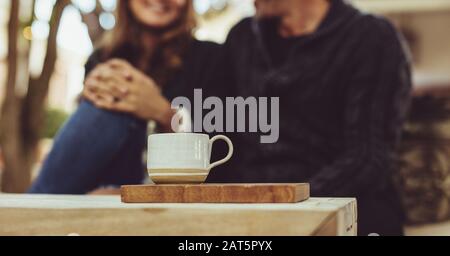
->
[[207, 0, 412, 236]]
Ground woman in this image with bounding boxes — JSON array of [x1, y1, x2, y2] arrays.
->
[[207, 0, 412, 236], [29, 0, 220, 194]]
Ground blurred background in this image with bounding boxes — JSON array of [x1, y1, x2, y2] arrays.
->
[[0, 0, 450, 235]]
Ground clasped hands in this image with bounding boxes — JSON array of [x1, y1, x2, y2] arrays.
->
[[83, 59, 174, 126]]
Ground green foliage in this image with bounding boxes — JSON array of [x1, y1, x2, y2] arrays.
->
[[42, 108, 69, 139], [395, 96, 450, 224]]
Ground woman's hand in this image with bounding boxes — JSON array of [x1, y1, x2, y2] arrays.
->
[[83, 59, 175, 128]]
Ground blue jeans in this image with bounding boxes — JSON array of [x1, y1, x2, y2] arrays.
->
[[29, 100, 146, 194]]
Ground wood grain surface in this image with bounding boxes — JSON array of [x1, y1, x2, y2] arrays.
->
[[0, 195, 357, 236], [121, 183, 310, 203]]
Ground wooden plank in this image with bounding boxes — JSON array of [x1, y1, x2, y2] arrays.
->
[[0, 195, 357, 236], [0, 208, 333, 236], [120, 183, 310, 203], [311, 214, 339, 236]]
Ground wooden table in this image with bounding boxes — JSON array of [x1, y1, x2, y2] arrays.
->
[[0, 194, 357, 236]]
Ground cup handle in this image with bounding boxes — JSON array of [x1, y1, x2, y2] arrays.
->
[[208, 135, 234, 171]]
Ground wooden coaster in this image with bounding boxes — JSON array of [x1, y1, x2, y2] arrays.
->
[[121, 183, 310, 203]]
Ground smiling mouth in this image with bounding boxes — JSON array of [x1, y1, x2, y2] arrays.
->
[[142, 1, 170, 14]]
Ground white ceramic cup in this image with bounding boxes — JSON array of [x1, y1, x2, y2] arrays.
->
[[147, 133, 234, 184]]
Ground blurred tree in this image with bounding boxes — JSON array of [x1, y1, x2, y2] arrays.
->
[[1, 0, 21, 192], [0, 0, 70, 193]]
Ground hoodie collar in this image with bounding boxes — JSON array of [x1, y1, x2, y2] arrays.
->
[[251, 0, 360, 68]]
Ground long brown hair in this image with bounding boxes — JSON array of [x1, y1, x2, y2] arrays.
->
[[100, 0, 196, 86]]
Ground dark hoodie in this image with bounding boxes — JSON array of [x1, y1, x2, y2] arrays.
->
[[207, 0, 412, 236]]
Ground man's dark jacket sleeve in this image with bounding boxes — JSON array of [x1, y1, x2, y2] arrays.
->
[[310, 19, 412, 197]]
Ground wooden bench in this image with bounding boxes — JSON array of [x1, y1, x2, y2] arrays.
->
[[0, 194, 357, 236]]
